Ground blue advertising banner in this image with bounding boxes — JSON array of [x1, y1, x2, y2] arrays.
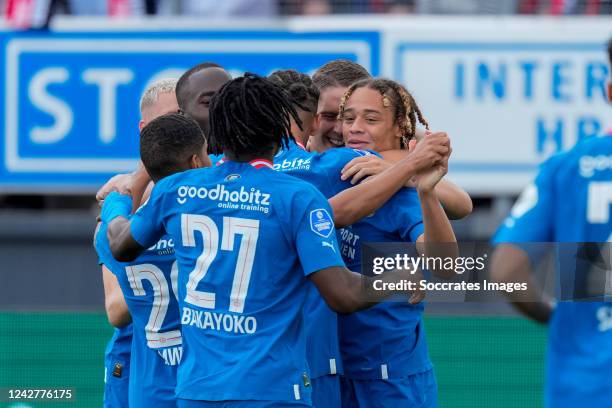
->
[[0, 30, 379, 192]]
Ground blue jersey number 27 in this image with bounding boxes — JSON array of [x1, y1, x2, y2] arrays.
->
[[181, 215, 260, 314]]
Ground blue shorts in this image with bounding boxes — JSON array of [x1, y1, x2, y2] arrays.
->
[[340, 370, 437, 408], [103, 363, 129, 408], [177, 400, 311, 408], [312, 375, 341, 408]]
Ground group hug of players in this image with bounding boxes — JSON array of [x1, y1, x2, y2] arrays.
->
[[95, 59, 469, 408], [95, 45, 612, 408]]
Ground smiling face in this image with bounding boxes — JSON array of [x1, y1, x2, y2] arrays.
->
[[341, 87, 402, 152], [310, 86, 347, 152]]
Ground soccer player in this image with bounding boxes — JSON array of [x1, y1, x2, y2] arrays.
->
[[97, 62, 231, 206], [309, 60, 472, 220], [175, 62, 232, 164], [490, 39, 612, 407], [268, 69, 450, 408], [336, 78, 457, 407], [102, 74, 426, 407], [308, 60, 371, 153], [99, 78, 181, 407]]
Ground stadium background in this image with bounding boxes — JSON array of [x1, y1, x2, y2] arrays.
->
[[0, 1, 610, 406]]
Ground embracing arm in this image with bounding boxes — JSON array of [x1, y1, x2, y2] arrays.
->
[[331, 132, 450, 228], [100, 192, 146, 262], [107, 217, 145, 262], [102, 266, 131, 327], [309, 266, 421, 314], [329, 159, 418, 228]]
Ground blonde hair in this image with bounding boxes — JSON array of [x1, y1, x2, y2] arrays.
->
[[139, 78, 177, 114]]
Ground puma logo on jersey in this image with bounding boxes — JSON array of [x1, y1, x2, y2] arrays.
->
[[322, 241, 336, 252]]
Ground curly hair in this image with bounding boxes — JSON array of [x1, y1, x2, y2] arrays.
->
[[338, 78, 429, 149]]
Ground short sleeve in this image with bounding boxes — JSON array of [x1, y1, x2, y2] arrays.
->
[[317, 148, 373, 198], [492, 154, 561, 244], [130, 182, 167, 248], [291, 185, 346, 275], [394, 188, 425, 242]]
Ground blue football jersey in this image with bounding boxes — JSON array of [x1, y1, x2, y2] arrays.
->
[[128, 159, 345, 403], [493, 135, 612, 407], [209, 154, 223, 166], [337, 189, 428, 380], [274, 141, 372, 379], [275, 140, 374, 198], [96, 223, 182, 408], [103, 324, 132, 408]]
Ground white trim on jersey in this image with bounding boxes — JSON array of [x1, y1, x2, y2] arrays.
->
[[329, 358, 337, 375], [293, 384, 301, 400], [381, 364, 389, 380]]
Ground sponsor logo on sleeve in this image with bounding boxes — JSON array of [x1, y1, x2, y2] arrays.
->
[[310, 209, 334, 238]]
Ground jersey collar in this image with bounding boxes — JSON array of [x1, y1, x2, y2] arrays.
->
[[216, 157, 273, 169]]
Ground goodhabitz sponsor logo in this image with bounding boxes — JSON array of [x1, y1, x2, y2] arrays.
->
[[177, 184, 271, 214], [273, 157, 312, 172]]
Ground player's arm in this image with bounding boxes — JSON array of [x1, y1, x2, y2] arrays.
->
[[490, 245, 554, 324], [293, 188, 422, 314], [414, 152, 458, 279], [102, 265, 131, 327], [107, 217, 146, 262], [330, 132, 450, 228], [342, 132, 473, 220], [490, 160, 559, 324], [100, 192, 153, 262], [431, 179, 473, 220], [309, 266, 421, 314]]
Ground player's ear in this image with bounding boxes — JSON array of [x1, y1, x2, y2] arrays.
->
[[190, 150, 212, 169], [138, 119, 146, 132], [607, 82, 612, 103], [190, 154, 203, 169]]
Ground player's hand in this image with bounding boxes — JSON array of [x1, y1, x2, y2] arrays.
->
[[96, 166, 150, 204], [341, 156, 392, 184], [409, 286, 426, 304], [96, 173, 141, 203], [414, 148, 451, 193], [405, 131, 450, 175]]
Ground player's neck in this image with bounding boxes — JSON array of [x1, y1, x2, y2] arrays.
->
[[223, 150, 275, 164]]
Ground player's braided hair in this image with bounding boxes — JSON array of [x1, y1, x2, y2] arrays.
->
[[140, 113, 205, 181], [312, 59, 371, 90], [176, 62, 223, 109], [268, 69, 319, 114], [338, 78, 429, 149], [208, 73, 300, 157]]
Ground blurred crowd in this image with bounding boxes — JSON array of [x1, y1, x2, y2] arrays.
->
[[1, 0, 611, 25]]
